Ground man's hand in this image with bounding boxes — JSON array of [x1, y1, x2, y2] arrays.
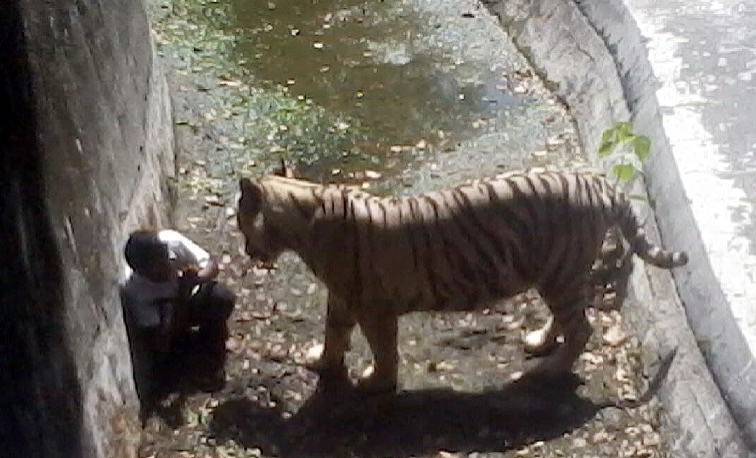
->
[[196, 258, 220, 283], [181, 265, 199, 281]]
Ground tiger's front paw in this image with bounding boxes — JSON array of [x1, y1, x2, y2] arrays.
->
[[522, 315, 560, 356], [355, 366, 397, 395], [522, 327, 560, 356], [308, 360, 351, 393]]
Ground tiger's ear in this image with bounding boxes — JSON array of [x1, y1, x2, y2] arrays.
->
[[239, 177, 262, 213], [273, 159, 295, 178]]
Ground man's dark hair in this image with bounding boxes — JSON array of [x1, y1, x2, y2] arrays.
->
[[124, 230, 168, 274]]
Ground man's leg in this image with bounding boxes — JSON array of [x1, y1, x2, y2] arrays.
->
[[188, 281, 235, 336], [185, 282, 236, 387]]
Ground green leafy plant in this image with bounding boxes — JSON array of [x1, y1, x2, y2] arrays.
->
[[598, 122, 651, 186]]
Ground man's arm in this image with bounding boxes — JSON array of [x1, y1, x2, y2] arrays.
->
[[160, 230, 217, 282], [179, 257, 219, 291]]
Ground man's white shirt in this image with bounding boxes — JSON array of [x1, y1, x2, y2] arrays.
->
[[121, 230, 210, 328]]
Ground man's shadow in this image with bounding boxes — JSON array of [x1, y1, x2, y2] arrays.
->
[[209, 372, 613, 457]]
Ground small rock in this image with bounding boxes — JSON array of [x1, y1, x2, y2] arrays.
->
[[603, 324, 628, 347], [305, 344, 324, 364], [306, 283, 318, 295], [313, 42, 324, 49]]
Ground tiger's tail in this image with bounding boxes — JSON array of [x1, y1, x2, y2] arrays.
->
[[616, 198, 688, 268]]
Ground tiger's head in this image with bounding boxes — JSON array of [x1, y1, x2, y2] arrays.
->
[[237, 162, 297, 267]]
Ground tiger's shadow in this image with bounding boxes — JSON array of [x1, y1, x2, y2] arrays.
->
[[210, 372, 608, 457]]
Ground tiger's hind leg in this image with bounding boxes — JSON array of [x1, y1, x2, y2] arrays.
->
[[310, 294, 355, 390], [523, 314, 562, 356], [529, 291, 592, 376], [355, 308, 399, 395], [591, 226, 633, 311]]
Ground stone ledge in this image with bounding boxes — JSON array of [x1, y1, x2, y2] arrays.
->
[[484, 0, 752, 456], [574, 0, 756, 452]]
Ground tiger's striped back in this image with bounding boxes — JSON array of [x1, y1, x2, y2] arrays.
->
[[251, 168, 686, 314]]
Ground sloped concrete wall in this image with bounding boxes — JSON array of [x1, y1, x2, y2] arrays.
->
[[484, 1, 750, 456], [0, 0, 174, 456], [575, 1, 756, 450]]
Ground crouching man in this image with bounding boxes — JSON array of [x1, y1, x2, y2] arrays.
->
[[120, 229, 235, 407]]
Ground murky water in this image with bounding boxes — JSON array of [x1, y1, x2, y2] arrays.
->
[[224, 0, 581, 192]]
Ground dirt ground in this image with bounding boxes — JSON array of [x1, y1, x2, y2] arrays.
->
[[138, 1, 672, 457]]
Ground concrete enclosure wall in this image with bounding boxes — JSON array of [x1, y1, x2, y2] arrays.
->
[[484, 1, 751, 456], [0, 0, 174, 456]]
